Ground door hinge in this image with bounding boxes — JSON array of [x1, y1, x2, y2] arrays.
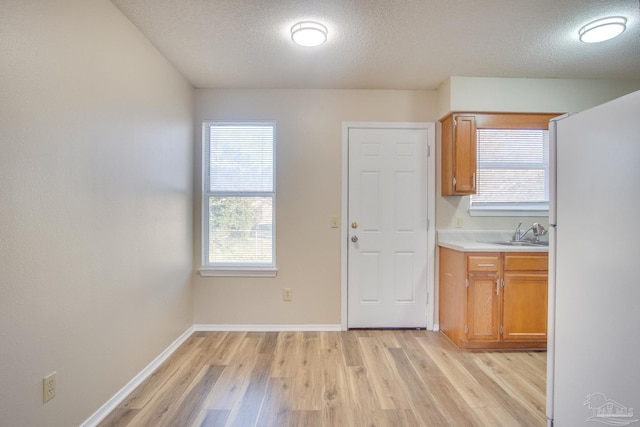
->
[[464, 325, 469, 335], [453, 118, 457, 126], [500, 325, 504, 334], [465, 278, 469, 288], [426, 292, 429, 305], [501, 279, 505, 288], [453, 177, 457, 188], [427, 144, 431, 157]]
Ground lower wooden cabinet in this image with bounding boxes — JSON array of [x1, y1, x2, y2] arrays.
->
[[439, 247, 548, 350]]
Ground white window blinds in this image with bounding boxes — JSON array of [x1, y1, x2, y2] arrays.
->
[[209, 125, 274, 193], [203, 122, 275, 269], [471, 128, 549, 208]]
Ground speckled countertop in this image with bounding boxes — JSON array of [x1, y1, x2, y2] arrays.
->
[[437, 230, 549, 253]]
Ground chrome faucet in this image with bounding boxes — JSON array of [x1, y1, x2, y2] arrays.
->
[[513, 222, 524, 241], [513, 222, 548, 242], [532, 223, 548, 241]]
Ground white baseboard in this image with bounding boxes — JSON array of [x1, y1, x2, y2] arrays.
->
[[80, 326, 195, 427], [193, 324, 343, 332]]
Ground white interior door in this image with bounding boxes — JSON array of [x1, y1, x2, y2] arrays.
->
[[347, 126, 429, 328]]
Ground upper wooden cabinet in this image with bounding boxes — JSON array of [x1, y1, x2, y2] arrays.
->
[[441, 114, 476, 196], [440, 112, 559, 197]]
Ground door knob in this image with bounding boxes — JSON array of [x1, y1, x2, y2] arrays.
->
[[351, 235, 358, 243], [351, 222, 358, 229]]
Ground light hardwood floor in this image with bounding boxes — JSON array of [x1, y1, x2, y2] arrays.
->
[[98, 330, 546, 427]]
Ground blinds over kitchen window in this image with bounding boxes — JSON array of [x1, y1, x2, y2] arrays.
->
[[202, 122, 276, 272], [471, 128, 549, 210]]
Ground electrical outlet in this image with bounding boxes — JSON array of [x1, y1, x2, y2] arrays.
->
[[283, 288, 293, 301], [43, 372, 56, 403], [455, 216, 463, 228]]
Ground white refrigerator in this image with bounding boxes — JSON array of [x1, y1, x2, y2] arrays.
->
[[547, 90, 640, 426]]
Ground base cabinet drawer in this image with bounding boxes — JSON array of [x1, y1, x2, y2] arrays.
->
[[504, 253, 548, 271], [468, 255, 500, 272]]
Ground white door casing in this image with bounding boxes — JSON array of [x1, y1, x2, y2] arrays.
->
[[342, 123, 435, 329]]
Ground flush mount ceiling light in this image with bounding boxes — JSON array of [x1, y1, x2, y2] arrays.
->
[[579, 16, 627, 43], [290, 21, 328, 47]]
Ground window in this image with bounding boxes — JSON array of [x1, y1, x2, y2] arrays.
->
[[200, 122, 276, 276], [469, 114, 556, 216]]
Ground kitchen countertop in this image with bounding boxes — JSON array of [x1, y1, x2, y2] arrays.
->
[[437, 230, 549, 253]]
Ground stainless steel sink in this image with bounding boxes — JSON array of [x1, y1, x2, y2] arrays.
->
[[480, 240, 549, 247]]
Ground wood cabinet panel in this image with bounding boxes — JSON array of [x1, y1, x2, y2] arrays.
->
[[441, 115, 455, 196], [440, 112, 559, 197], [503, 272, 548, 342], [438, 247, 466, 346], [468, 255, 500, 272], [439, 248, 548, 350], [474, 113, 559, 130], [504, 253, 548, 271], [452, 115, 476, 194], [467, 272, 500, 342], [440, 114, 476, 196]]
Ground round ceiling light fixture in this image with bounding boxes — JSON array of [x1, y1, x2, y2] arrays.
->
[[579, 16, 627, 43], [291, 21, 328, 47]]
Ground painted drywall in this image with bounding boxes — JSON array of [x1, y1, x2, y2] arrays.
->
[[437, 76, 640, 119], [0, 1, 193, 426], [192, 89, 438, 325], [436, 77, 452, 119]]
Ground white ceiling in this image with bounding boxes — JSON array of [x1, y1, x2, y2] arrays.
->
[[111, 0, 640, 90]]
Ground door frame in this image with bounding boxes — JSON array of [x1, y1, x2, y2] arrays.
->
[[341, 121, 436, 330]]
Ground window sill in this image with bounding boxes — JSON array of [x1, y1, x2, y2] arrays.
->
[[469, 205, 548, 217], [198, 267, 278, 278]]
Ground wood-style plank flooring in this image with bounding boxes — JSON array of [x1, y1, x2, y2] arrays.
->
[[98, 330, 546, 427]]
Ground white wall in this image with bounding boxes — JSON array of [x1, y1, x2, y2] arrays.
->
[[193, 89, 438, 326], [0, 1, 193, 426], [438, 76, 640, 119]]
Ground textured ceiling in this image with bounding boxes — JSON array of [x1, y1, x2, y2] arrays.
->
[[111, 0, 640, 90]]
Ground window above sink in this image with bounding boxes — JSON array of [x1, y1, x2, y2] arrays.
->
[[467, 113, 559, 217]]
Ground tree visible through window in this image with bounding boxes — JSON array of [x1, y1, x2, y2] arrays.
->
[[202, 122, 275, 270]]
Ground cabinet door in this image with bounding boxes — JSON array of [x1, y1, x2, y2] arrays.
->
[[441, 114, 477, 196], [453, 115, 476, 194], [466, 272, 500, 342], [502, 272, 548, 342]]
